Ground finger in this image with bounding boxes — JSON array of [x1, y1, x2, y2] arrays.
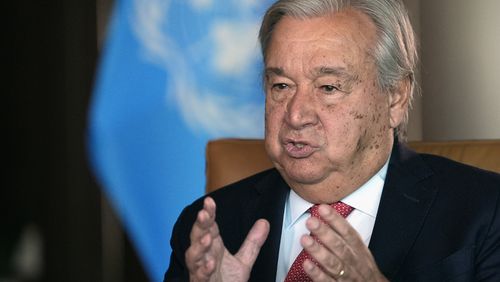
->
[[189, 197, 217, 243], [235, 219, 270, 267], [190, 259, 216, 282], [300, 234, 345, 279], [309, 205, 364, 264], [186, 197, 221, 280], [185, 232, 216, 279], [186, 231, 212, 264], [317, 204, 365, 249], [303, 259, 336, 282], [189, 210, 212, 243], [203, 197, 216, 219], [310, 205, 378, 279], [201, 197, 221, 240], [306, 215, 350, 261]]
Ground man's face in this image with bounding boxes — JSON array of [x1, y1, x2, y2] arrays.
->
[[264, 10, 406, 203]]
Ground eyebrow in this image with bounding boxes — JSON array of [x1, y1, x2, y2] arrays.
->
[[264, 67, 284, 76], [313, 66, 351, 77], [315, 66, 360, 86], [264, 66, 359, 86], [264, 66, 353, 77]]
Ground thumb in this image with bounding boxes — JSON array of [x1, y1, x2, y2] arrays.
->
[[234, 219, 270, 267]]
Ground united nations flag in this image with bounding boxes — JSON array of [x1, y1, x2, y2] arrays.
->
[[88, 0, 273, 280]]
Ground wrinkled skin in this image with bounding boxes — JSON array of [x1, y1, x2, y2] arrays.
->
[[186, 9, 409, 282], [264, 10, 408, 204], [185, 197, 270, 282]]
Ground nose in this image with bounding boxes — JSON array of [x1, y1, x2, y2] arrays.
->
[[285, 86, 318, 129]]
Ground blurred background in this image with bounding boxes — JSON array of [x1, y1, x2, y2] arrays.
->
[[4, 0, 499, 282]]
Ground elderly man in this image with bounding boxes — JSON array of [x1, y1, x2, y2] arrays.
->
[[165, 0, 500, 281]]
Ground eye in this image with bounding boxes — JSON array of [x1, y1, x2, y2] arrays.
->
[[268, 82, 292, 102], [320, 84, 339, 93], [272, 83, 289, 90]]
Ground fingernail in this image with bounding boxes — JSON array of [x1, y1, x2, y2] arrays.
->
[[303, 235, 314, 247], [308, 217, 320, 230], [319, 204, 331, 216], [304, 260, 314, 271]]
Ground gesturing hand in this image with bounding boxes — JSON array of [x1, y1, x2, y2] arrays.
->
[[185, 197, 270, 282], [301, 204, 388, 282]]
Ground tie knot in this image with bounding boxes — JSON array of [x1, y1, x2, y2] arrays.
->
[[309, 202, 353, 219]]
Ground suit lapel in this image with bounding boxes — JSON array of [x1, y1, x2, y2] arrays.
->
[[240, 143, 437, 280], [369, 143, 438, 279], [244, 169, 289, 282]]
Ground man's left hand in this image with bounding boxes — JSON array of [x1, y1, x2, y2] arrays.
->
[[301, 204, 389, 282]]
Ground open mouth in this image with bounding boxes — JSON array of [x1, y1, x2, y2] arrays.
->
[[293, 142, 305, 149], [284, 140, 316, 158]]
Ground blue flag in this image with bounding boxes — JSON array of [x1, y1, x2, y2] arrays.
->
[[89, 0, 274, 280]]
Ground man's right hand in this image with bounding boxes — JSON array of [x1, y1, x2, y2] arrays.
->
[[185, 197, 270, 282]]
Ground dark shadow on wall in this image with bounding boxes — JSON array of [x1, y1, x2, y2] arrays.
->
[[5, 0, 148, 281]]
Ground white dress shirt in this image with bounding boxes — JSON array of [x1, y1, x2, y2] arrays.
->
[[275, 160, 389, 282]]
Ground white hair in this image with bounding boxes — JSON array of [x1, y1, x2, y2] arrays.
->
[[259, 0, 418, 140]]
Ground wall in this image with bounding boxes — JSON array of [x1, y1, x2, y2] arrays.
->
[[421, 0, 500, 140], [6, 0, 101, 281], [403, 0, 423, 141]]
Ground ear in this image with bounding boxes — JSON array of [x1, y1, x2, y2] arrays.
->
[[388, 77, 411, 129]]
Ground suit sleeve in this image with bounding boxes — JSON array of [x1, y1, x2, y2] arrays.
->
[[164, 204, 199, 282], [475, 175, 500, 281]]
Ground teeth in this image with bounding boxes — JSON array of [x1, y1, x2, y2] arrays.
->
[[295, 143, 304, 148]]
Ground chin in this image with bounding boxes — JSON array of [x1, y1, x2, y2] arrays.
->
[[280, 163, 327, 186]]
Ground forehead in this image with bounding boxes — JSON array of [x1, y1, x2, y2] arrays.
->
[[266, 9, 377, 72]]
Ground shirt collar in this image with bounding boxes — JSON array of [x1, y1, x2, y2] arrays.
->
[[286, 189, 313, 228], [286, 157, 389, 226], [341, 158, 388, 218]]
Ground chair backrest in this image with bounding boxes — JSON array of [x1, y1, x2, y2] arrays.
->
[[205, 139, 500, 193]]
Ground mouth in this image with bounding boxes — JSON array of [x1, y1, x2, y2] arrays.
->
[[283, 139, 317, 158]]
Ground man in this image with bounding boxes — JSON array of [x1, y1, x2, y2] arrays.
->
[[165, 0, 500, 281]]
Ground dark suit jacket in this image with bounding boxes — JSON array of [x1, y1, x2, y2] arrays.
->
[[165, 143, 500, 281]]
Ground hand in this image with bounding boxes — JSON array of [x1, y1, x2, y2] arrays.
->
[[185, 197, 270, 282], [300, 204, 388, 282]]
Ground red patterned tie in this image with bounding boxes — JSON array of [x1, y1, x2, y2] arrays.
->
[[284, 202, 354, 282]]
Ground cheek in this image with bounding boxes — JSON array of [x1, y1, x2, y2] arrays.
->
[[264, 102, 283, 138], [321, 105, 359, 148], [324, 102, 362, 131], [322, 94, 384, 143], [264, 103, 285, 161], [361, 94, 391, 142]]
